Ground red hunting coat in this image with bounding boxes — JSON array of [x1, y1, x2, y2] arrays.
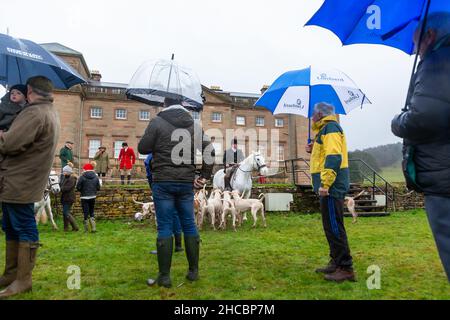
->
[[118, 147, 136, 170]]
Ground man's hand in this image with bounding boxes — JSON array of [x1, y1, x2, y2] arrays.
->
[[319, 187, 329, 197], [194, 177, 207, 189], [305, 142, 313, 154]]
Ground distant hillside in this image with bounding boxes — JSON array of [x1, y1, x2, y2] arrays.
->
[[350, 142, 402, 169]]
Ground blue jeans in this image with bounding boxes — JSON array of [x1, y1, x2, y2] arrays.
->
[[152, 182, 198, 239], [2, 203, 39, 242], [62, 203, 73, 218], [425, 195, 450, 281]]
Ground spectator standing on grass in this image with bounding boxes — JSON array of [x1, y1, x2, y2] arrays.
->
[[60, 165, 79, 232], [391, 12, 450, 282], [305, 102, 355, 283], [0, 76, 60, 298], [76, 163, 101, 233], [138, 97, 214, 288]]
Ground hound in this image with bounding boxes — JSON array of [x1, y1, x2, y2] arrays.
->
[[344, 190, 365, 224], [219, 190, 238, 231], [231, 190, 266, 228], [132, 195, 155, 222]]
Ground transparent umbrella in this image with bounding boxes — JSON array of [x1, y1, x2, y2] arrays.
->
[[126, 55, 204, 110]]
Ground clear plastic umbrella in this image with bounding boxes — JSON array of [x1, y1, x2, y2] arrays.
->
[[126, 55, 204, 110]]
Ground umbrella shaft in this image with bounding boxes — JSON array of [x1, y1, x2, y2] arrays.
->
[[403, 0, 432, 112]]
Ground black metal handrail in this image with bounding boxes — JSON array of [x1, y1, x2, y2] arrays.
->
[[284, 157, 396, 212]]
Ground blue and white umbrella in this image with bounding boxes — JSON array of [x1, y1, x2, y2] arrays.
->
[[255, 66, 371, 141], [0, 33, 86, 89]]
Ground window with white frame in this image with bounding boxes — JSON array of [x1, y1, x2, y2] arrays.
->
[[275, 118, 284, 127], [114, 141, 125, 159], [90, 107, 103, 119], [258, 142, 267, 158], [88, 139, 101, 158], [212, 142, 223, 156], [236, 116, 246, 126], [111, 88, 123, 95], [256, 116, 265, 127], [191, 111, 201, 121], [115, 109, 127, 120], [211, 112, 222, 123], [139, 110, 150, 121], [277, 145, 285, 161]]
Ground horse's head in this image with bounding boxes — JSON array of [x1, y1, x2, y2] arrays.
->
[[48, 171, 61, 194], [252, 152, 269, 176]]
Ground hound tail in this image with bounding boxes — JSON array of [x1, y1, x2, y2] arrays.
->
[[258, 193, 265, 202], [132, 195, 152, 205]]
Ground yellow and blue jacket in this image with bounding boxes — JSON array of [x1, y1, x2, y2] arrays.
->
[[310, 115, 350, 199]]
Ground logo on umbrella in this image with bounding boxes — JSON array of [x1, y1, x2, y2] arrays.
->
[[345, 90, 360, 104], [317, 73, 344, 82], [7, 47, 43, 61], [283, 99, 304, 110]]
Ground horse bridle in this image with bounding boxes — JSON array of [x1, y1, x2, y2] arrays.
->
[[238, 154, 267, 173], [44, 175, 60, 200]]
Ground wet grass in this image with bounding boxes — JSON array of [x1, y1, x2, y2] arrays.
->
[[1, 209, 449, 300]]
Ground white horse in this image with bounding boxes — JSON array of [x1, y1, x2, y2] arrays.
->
[[213, 151, 269, 199], [34, 171, 61, 230]]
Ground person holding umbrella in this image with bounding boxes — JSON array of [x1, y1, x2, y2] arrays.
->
[[138, 97, 214, 288], [0, 76, 60, 298], [392, 12, 450, 282], [306, 102, 355, 283]]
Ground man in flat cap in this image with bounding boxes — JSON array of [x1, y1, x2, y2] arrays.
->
[[59, 141, 74, 170], [0, 76, 60, 298]]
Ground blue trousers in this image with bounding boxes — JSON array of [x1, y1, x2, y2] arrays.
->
[[62, 203, 73, 218], [425, 195, 450, 281], [152, 182, 198, 239], [2, 203, 39, 242]]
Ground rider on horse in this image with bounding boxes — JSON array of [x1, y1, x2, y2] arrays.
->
[[222, 138, 245, 191]]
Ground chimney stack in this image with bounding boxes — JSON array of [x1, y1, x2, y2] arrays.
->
[[261, 85, 269, 94], [210, 85, 223, 92], [90, 70, 102, 82]]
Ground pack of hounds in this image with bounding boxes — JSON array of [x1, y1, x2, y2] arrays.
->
[[133, 186, 364, 232]]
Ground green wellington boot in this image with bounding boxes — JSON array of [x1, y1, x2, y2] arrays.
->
[[184, 235, 200, 281], [147, 237, 173, 288]]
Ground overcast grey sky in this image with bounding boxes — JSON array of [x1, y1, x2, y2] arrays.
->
[[0, 0, 415, 150]]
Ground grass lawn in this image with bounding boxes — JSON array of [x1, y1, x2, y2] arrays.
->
[[1, 210, 448, 300], [380, 161, 404, 183]]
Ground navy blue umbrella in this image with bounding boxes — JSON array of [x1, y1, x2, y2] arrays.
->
[[0, 33, 86, 89]]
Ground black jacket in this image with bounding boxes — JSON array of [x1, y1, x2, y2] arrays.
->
[[76, 171, 100, 198], [391, 43, 450, 196], [138, 105, 215, 183], [60, 175, 77, 204]]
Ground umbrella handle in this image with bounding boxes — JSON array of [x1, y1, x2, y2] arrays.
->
[[402, 0, 431, 112]]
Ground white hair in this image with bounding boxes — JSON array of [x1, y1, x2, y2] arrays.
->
[[417, 12, 450, 43], [313, 102, 335, 117]]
